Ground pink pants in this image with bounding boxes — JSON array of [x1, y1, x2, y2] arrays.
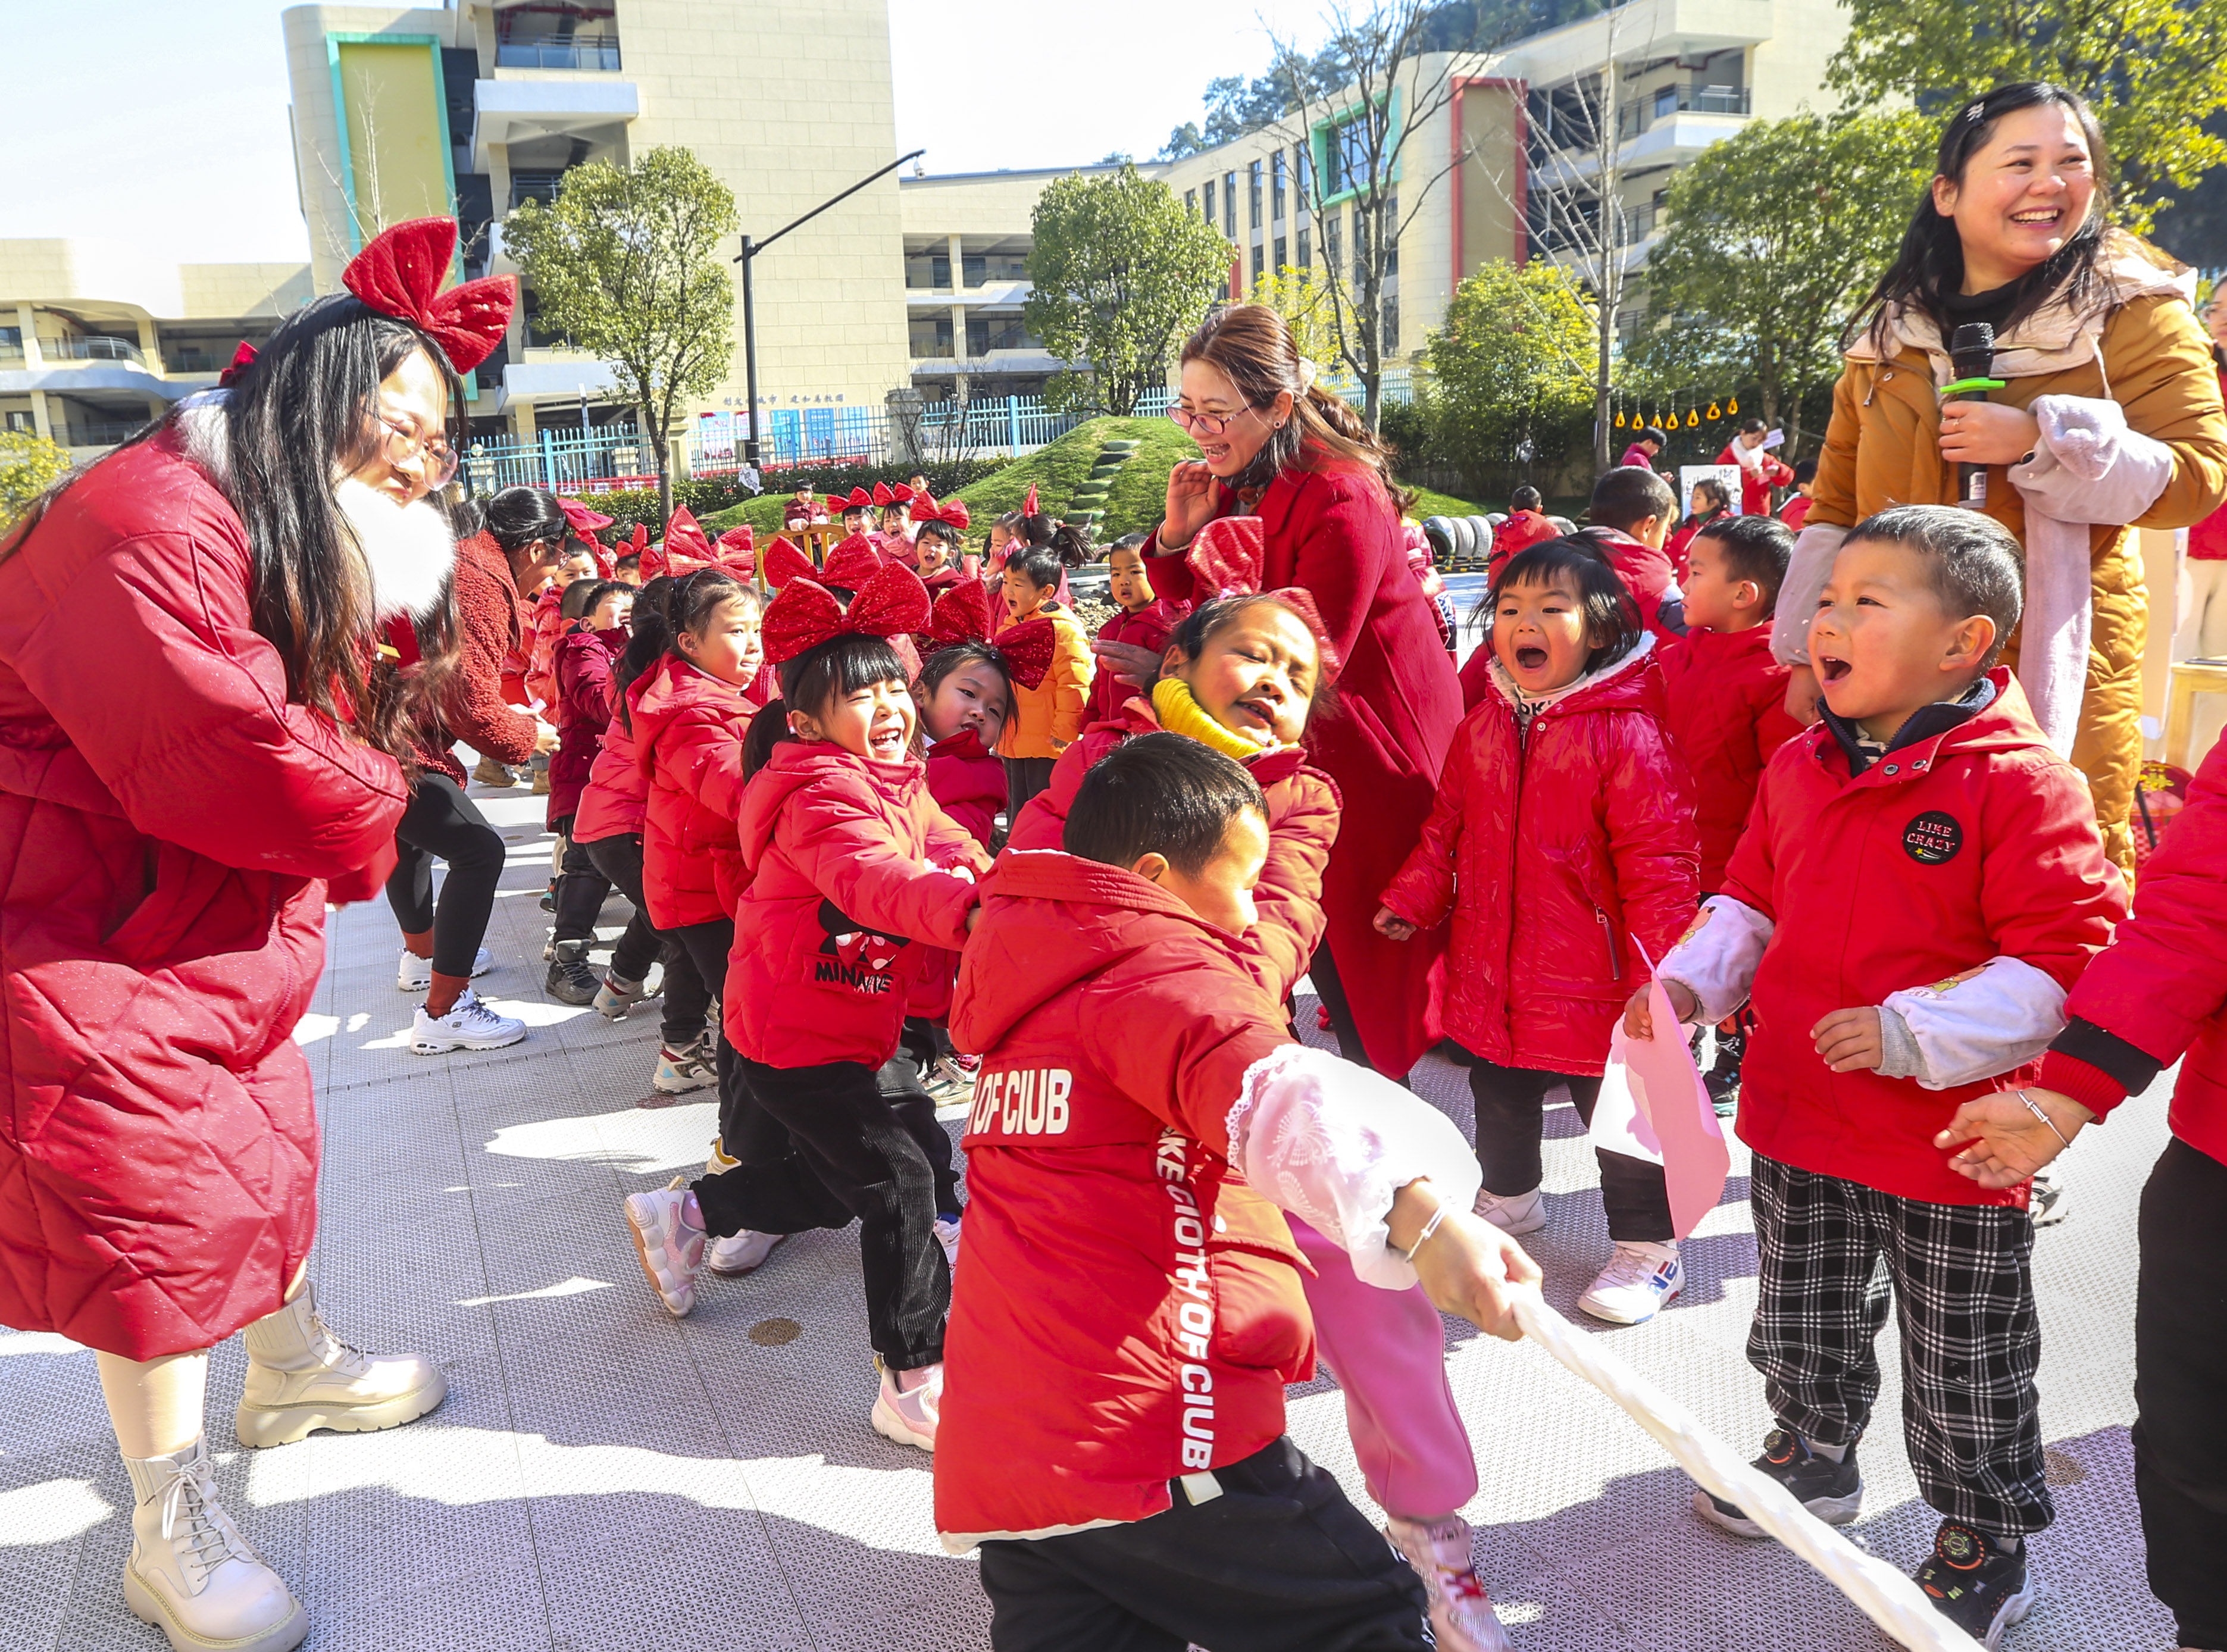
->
[[1290, 1216, 1478, 1519]]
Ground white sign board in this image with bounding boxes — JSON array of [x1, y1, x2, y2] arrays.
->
[[1678, 463, 1746, 518]]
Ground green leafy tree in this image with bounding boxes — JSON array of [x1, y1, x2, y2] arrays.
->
[[0, 430, 72, 528], [1421, 259, 1597, 493], [502, 146, 738, 517], [1250, 264, 1343, 368], [1828, 0, 2227, 230], [1627, 111, 1935, 455], [1024, 166, 1233, 416]]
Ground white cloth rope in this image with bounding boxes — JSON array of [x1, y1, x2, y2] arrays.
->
[[1509, 1289, 1988, 1652]]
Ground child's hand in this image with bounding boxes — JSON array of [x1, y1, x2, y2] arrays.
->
[[1622, 980, 1698, 1040], [1811, 1006, 1883, 1072], [1372, 905, 1416, 941], [1090, 637, 1162, 688], [532, 720, 561, 755], [1934, 1088, 2095, 1189], [1783, 663, 1821, 728]]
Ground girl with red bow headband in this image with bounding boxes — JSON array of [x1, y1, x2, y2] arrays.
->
[[909, 496, 972, 592], [994, 537, 1095, 810], [625, 562, 991, 1453]]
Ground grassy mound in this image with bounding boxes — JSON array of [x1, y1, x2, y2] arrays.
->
[[700, 414, 1485, 541]]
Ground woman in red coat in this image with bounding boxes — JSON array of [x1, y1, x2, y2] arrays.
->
[[1112, 304, 1462, 1076], [0, 215, 509, 1652]]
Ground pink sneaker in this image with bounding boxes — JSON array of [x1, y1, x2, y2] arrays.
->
[[624, 1178, 705, 1318], [869, 1360, 941, 1452], [1387, 1515, 1512, 1652]]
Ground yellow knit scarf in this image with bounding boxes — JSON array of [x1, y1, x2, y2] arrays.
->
[[1150, 675, 1294, 761]]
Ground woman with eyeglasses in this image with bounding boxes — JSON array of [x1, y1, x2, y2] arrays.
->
[[384, 483, 565, 1056], [1112, 303, 1463, 1082], [0, 215, 506, 1652]]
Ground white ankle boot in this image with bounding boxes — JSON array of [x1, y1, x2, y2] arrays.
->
[[122, 1438, 308, 1652], [234, 1282, 446, 1448]]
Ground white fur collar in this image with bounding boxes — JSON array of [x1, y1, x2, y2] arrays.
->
[[335, 477, 456, 622]]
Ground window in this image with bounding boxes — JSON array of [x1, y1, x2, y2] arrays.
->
[[1325, 114, 1372, 198], [1297, 227, 1311, 268], [1324, 213, 1341, 275], [1249, 159, 1263, 227], [1272, 151, 1287, 220], [1296, 143, 1312, 208], [1382, 296, 1399, 355], [908, 317, 955, 359], [1224, 171, 1238, 237], [903, 252, 952, 290], [1186, 189, 1197, 215], [1203, 180, 1216, 231], [1252, 243, 1265, 284], [1654, 84, 1678, 120], [1383, 193, 1398, 277], [1274, 234, 1287, 271], [967, 314, 1036, 355], [1352, 207, 1368, 281]]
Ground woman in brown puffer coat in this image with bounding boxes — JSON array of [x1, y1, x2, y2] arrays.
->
[[1777, 82, 2227, 869]]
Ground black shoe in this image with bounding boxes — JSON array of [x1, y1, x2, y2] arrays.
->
[[1693, 1428, 1862, 1538], [545, 940, 598, 1005], [1705, 1069, 1740, 1118], [539, 878, 558, 915], [1914, 1522, 2034, 1649]]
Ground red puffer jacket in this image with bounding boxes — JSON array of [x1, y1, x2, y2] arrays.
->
[[937, 850, 1312, 1545], [634, 654, 759, 928], [524, 587, 567, 710], [1656, 624, 1802, 890], [1724, 670, 2124, 1206], [727, 741, 989, 1069], [1087, 599, 1188, 727], [572, 670, 650, 846], [428, 530, 539, 784], [1588, 525, 1684, 639], [1716, 442, 1795, 517], [2040, 733, 2227, 1164], [1381, 641, 1699, 1074], [1488, 509, 1560, 580], [0, 434, 409, 1359], [911, 728, 1008, 1021], [548, 625, 625, 828], [1008, 704, 1340, 1004]]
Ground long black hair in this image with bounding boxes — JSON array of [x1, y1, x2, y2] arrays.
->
[[1856, 82, 2114, 349], [612, 574, 679, 730], [482, 487, 567, 561]]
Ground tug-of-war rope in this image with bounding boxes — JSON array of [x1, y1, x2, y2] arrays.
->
[[1509, 1290, 1988, 1652]]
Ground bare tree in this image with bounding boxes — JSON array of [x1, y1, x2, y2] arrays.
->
[[1266, 2, 1497, 430]]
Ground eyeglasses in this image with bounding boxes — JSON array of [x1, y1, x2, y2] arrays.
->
[[1167, 403, 1259, 439], [379, 414, 459, 489]]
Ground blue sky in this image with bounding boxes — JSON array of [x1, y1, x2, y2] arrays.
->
[[2, 0, 1324, 263]]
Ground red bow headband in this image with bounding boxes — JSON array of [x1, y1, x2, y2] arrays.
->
[[821, 533, 890, 590], [218, 341, 257, 387], [1021, 484, 1040, 518], [559, 499, 614, 534], [871, 481, 916, 509], [911, 495, 970, 531], [828, 487, 874, 514], [760, 536, 815, 588], [341, 217, 515, 373], [1183, 516, 1343, 682], [717, 524, 755, 560], [922, 580, 1054, 690], [762, 562, 932, 665]]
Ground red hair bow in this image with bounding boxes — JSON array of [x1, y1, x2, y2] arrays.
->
[[760, 536, 816, 589], [821, 533, 889, 590], [341, 217, 516, 373], [762, 562, 933, 665], [912, 495, 970, 530], [218, 341, 257, 387], [870, 481, 916, 508], [1021, 484, 1040, 518], [559, 498, 614, 534], [827, 486, 874, 514], [717, 524, 755, 560], [1184, 515, 1343, 682], [923, 580, 1054, 690]]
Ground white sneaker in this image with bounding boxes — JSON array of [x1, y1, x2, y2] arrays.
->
[[234, 1282, 446, 1448], [121, 1438, 308, 1652], [871, 1360, 941, 1452], [1578, 1240, 1683, 1325], [706, 1231, 784, 1275], [933, 1215, 962, 1266], [409, 987, 526, 1054], [1471, 1185, 1547, 1236], [653, 1035, 717, 1094], [593, 968, 661, 1020], [1386, 1514, 1512, 1652], [396, 946, 493, 992], [625, 1177, 704, 1317]]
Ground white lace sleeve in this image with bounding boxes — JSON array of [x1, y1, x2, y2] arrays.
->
[[1769, 522, 1848, 667], [1659, 896, 1775, 1025], [1223, 1043, 1483, 1291], [1878, 955, 2069, 1089]]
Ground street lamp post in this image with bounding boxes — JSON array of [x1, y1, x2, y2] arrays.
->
[[734, 148, 925, 466]]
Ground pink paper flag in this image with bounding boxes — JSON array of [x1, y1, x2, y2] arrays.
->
[[1588, 941, 1732, 1240]]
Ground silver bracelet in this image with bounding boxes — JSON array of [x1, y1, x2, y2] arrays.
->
[[2016, 1089, 2073, 1151], [1398, 1196, 1449, 1260]]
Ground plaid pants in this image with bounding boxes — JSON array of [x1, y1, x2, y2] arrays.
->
[[1747, 1153, 2051, 1534]]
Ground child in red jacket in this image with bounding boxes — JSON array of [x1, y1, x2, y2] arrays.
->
[[1380, 537, 1699, 1328], [627, 564, 991, 1453], [1085, 534, 1190, 726], [940, 733, 1540, 1651], [1636, 506, 2125, 1646], [1654, 514, 1802, 1112], [544, 578, 637, 1005]]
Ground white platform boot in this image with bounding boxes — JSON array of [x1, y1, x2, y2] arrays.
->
[[234, 1282, 446, 1448], [121, 1439, 308, 1652]]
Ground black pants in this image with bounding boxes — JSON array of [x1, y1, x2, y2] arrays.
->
[[2136, 1137, 2227, 1648], [384, 772, 506, 978], [729, 1055, 950, 1369], [584, 833, 707, 1048], [978, 1436, 1428, 1652], [881, 1018, 962, 1218], [1003, 756, 1056, 815], [1466, 1054, 1674, 1243]]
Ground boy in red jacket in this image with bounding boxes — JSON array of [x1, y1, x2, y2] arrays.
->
[[941, 735, 1539, 1652], [1581, 465, 1683, 639], [1085, 534, 1189, 727], [1654, 513, 1802, 1112], [1631, 505, 2125, 1648]]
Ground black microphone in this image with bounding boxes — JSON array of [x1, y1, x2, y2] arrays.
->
[[1946, 323, 2001, 509]]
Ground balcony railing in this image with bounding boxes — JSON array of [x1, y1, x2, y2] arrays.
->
[[494, 37, 621, 71], [1618, 85, 1750, 140], [511, 172, 567, 209], [39, 336, 148, 365], [56, 419, 151, 448]]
